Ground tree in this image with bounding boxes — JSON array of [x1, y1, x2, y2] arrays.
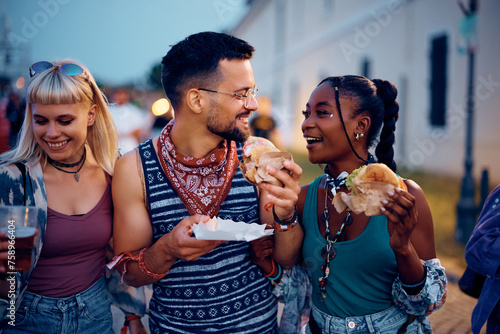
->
[[148, 63, 162, 89]]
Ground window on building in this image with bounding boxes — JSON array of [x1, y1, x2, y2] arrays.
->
[[429, 34, 448, 127]]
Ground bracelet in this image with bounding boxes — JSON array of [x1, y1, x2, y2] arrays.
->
[[106, 251, 139, 283], [400, 266, 427, 288], [263, 259, 276, 278], [273, 205, 298, 225], [121, 314, 142, 333], [274, 218, 298, 231], [273, 205, 299, 231], [138, 248, 169, 279], [268, 263, 282, 281]]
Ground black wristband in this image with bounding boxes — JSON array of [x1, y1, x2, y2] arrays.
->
[[273, 205, 298, 226]]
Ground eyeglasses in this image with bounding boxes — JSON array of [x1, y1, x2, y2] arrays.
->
[[198, 86, 258, 108], [29, 61, 85, 78]]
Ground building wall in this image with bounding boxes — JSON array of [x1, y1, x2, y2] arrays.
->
[[232, 0, 500, 184]]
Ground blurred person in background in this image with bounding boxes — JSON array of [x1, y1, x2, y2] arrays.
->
[[250, 96, 284, 150], [0, 96, 9, 154], [465, 184, 500, 334], [6, 92, 26, 149], [109, 88, 149, 154]]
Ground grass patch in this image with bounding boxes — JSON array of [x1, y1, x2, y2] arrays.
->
[[290, 150, 469, 269]]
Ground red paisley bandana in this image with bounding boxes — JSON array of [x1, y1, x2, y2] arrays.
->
[[157, 121, 239, 217]]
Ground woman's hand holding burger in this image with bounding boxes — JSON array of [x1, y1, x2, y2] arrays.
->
[[381, 187, 419, 253], [240, 137, 302, 221], [260, 159, 302, 220]]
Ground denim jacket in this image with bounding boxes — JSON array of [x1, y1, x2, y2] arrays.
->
[[0, 157, 47, 327], [465, 185, 500, 334], [0, 157, 149, 329]]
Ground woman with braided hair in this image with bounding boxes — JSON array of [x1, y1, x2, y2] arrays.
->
[[289, 75, 447, 333]]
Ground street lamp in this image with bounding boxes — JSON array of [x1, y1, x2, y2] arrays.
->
[[456, 0, 479, 245]]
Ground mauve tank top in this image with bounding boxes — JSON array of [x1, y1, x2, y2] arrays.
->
[[28, 183, 113, 297]]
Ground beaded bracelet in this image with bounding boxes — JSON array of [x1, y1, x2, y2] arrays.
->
[[138, 247, 169, 279], [273, 205, 299, 231], [400, 266, 427, 288], [268, 263, 282, 281], [272, 205, 298, 225]]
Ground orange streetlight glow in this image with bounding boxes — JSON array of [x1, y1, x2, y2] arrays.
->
[[16, 77, 25, 89], [152, 98, 172, 117]]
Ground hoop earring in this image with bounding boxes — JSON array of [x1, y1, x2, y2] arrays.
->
[[355, 133, 364, 141]]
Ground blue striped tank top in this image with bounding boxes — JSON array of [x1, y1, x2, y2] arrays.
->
[[138, 139, 278, 333]]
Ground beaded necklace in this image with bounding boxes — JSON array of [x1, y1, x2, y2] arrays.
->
[[319, 170, 352, 300]]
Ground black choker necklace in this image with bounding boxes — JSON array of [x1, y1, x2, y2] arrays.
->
[[319, 175, 353, 300], [47, 147, 86, 182]]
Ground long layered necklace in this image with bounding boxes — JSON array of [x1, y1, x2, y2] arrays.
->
[[47, 147, 87, 182], [319, 170, 352, 300]]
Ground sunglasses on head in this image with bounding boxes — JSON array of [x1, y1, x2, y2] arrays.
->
[[29, 61, 85, 78]]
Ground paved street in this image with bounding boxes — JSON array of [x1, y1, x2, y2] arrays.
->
[[427, 256, 486, 334], [427, 280, 482, 334], [111, 256, 486, 333]]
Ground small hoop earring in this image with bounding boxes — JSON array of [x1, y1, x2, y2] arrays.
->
[[355, 133, 364, 141]]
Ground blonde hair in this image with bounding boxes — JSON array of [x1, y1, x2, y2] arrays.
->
[[0, 60, 119, 175]]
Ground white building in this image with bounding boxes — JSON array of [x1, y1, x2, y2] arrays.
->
[[231, 0, 500, 184]]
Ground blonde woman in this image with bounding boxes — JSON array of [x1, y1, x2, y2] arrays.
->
[[0, 60, 118, 333]]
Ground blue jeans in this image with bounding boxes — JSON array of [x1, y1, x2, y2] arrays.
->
[[3, 277, 113, 334], [307, 304, 428, 334]]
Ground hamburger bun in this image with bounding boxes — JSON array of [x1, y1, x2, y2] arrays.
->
[[240, 137, 292, 186], [356, 163, 407, 191], [333, 163, 407, 216]]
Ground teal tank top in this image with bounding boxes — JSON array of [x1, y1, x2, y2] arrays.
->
[[302, 176, 398, 317]]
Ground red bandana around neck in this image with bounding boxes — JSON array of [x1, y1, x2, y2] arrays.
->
[[157, 121, 239, 217]]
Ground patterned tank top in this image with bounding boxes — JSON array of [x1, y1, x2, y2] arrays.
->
[[138, 139, 278, 334]]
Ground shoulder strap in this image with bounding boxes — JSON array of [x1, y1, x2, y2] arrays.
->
[[14, 162, 27, 205]]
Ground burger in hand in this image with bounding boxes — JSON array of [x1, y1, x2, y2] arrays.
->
[[240, 137, 292, 187], [333, 163, 407, 216]]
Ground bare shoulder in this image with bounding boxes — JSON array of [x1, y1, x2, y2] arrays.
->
[[115, 149, 139, 174], [113, 148, 141, 186], [403, 179, 437, 259], [403, 178, 427, 203]]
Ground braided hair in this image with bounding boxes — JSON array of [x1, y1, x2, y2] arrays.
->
[[319, 75, 399, 171]]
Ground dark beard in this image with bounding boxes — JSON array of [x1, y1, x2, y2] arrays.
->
[[206, 99, 249, 142], [217, 128, 248, 142], [208, 123, 248, 142]]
